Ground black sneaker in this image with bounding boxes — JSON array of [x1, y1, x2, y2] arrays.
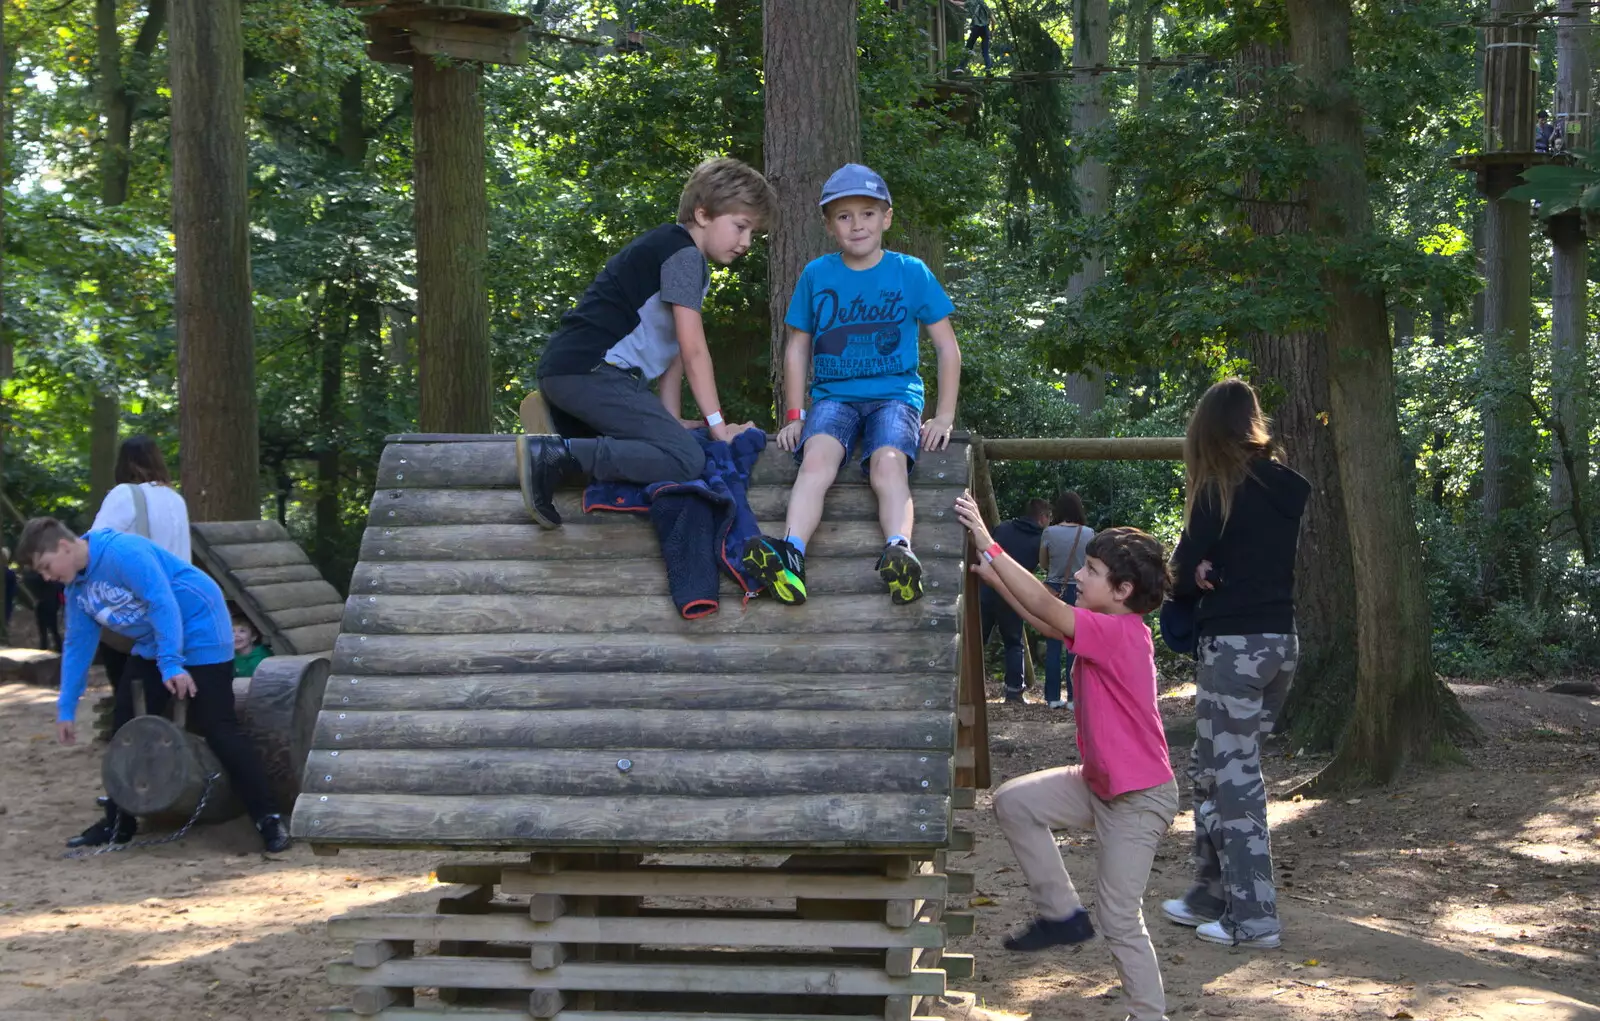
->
[[516, 435, 579, 529], [742, 535, 807, 605], [66, 807, 136, 848], [1003, 909, 1096, 952], [876, 541, 924, 604], [1003, 689, 1027, 705], [257, 814, 292, 853]]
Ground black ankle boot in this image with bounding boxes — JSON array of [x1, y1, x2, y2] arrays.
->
[[256, 813, 292, 853], [516, 435, 581, 529], [66, 803, 136, 848]]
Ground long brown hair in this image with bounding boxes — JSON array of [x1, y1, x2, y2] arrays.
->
[[1183, 378, 1278, 526], [114, 435, 172, 485]]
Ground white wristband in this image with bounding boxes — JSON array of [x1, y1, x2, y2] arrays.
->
[[706, 411, 724, 427]]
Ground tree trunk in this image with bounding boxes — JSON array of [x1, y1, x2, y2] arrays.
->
[[1131, 0, 1155, 109], [1235, 39, 1358, 750], [1548, 0, 1591, 548], [91, 0, 167, 509], [763, 0, 861, 413], [1062, 0, 1109, 412], [0, 6, 8, 643], [171, 0, 259, 521], [1479, 0, 1539, 598], [413, 55, 491, 434], [1285, 0, 1469, 786]]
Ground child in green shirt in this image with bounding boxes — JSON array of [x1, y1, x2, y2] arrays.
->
[[231, 608, 273, 678]]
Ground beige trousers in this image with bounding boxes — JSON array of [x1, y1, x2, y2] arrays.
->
[[994, 768, 1180, 1021]]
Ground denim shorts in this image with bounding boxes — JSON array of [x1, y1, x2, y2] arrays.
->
[[798, 398, 921, 475]]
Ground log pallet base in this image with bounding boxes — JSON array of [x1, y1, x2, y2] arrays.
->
[[325, 847, 976, 1020]]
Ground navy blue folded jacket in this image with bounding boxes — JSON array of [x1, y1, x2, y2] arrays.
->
[[583, 429, 767, 618]]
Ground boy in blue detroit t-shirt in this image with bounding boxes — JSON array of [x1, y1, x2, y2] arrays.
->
[[742, 164, 961, 605], [17, 517, 290, 852]]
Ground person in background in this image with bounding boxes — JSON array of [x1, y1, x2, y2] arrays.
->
[[91, 436, 192, 694], [1039, 490, 1095, 710], [1535, 109, 1558, 153], [27, 572, 63, 651], [1161, 378, 1308, 950], [981, 497, 1049, 703], [231, 607, 273, 679], [965, 0, 993, 71]]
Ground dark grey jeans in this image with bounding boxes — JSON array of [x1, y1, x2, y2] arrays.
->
[[539, 364, 703, 484]]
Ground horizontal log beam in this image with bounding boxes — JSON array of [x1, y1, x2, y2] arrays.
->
[[323, 671, 955, 712], [292, 792, 951, 848], [342, 593, 957, 636], [349, 556, 963, 599], [304, 748, 952, 797], [310, 709, 956, 751], [330, 631, 958, 676], [497, 866, 949, 900]]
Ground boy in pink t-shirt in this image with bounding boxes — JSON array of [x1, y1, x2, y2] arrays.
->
[[954, 492, 1179, 1021]]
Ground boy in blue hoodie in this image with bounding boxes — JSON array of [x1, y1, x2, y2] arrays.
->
[[16, 517, 290, 852]]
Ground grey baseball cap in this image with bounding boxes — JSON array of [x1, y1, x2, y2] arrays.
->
[[819, 163, 892, 207]]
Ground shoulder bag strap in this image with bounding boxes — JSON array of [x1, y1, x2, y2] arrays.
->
[[129, 483, 150, 538]]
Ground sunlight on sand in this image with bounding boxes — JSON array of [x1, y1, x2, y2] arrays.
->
[[0, 683, 59, 709]]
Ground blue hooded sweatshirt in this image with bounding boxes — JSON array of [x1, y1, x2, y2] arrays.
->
[[58, 529, 232, 722]]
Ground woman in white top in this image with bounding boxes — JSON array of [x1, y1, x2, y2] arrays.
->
[[88, 436, 192, 693], [1037, 490, 1094, 709]]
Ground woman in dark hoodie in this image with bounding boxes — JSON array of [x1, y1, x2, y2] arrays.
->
[[1161, 378, 1309, 951]]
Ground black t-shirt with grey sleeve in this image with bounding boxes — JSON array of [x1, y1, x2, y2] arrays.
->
[[537, 223, 710, 382]]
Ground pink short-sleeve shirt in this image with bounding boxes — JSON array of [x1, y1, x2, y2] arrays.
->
[[1064, 607, 1175, 800]]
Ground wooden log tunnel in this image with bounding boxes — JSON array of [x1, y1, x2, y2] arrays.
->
[[300, 432, 982, 1020]]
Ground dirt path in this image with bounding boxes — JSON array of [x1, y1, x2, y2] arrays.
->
[[0, 672, 1594, 1021]]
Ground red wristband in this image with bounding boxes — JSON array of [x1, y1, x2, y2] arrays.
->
[[983, 542, 1003, 562], [785, 408, 805, 422]]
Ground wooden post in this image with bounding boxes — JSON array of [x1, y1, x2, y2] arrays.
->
[[1549, 0, 1591, 541]]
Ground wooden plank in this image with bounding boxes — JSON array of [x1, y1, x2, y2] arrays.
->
[[267, 602, 345, 630], [351, 986, 412, 1014], [324, 672, 956, 713], [311, 709, 956, 751], [350, 556, 962, 599], [530, 943, 564, 970], [946, 871, 974, 895], [209, 540, 313, 570], [948, 829, 973, 853], [329, 632, 958, 676], [951, 788, 976, 810], [981, 436, 1184, 461], [408, 19, 527, 65], [232, 563, 327, 586], [357, 521, 967, 563], [284, 621, 342, 654], [527, 988, 562, 1019], [529, 893, 566, 922], [250, 579, 345, 611], [192, 520, 288, 545], [329, 912, 945, 948], [305, 748, 953, 796], [351, 939, 411, 968], [498, 867, 949, 900], [940, 952, 974, 979], [375, 440, 971, 490], [941, 912, 973, 936], [343, 593, 958, 636], [433, 862, 508, 886], [292, 793, 950, 848], [327, 957, 946, 997], [368, 486, 970, 527], [957, 523, 991, 791]]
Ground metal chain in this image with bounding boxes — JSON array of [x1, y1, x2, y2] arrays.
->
[[63, 771, 222, 860]]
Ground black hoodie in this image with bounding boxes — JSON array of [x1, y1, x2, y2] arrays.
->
[[991, 516, 1046, 574], [1171, 458, 1311, 638]]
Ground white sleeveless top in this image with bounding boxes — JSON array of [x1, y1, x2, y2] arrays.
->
[[91, 482, 192, 562]]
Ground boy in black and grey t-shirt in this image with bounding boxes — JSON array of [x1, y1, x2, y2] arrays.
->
[[519, 158, 776, 528]]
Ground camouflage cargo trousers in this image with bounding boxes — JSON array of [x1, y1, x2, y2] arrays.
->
[[1181, 632, 1298, 940]]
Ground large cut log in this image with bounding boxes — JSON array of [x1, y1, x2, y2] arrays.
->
[[234, 653, 331, 811], [191, 520, 291, 545], [208, 540, 314, 571], [103, 712, 243, 824]]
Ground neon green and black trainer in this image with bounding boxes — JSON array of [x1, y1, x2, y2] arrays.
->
[[876, 541, 924, 605], [742, 535, 808, 606]]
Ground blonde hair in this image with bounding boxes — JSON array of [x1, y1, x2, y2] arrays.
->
[[677, 157, 777, 225], [1183, 378, 1279, 527]]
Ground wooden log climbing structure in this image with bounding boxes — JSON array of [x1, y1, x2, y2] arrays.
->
[[298, 432, 984, 1020]]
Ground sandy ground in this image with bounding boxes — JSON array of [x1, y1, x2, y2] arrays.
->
[[0, 665, 1595, 1021]]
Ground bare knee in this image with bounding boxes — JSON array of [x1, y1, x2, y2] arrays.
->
[[798, 440, 844, 483], [867, 447, 908, 490]]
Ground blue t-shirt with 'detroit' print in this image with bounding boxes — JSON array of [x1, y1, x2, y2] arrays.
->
[[785, 250, 954, 413]]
